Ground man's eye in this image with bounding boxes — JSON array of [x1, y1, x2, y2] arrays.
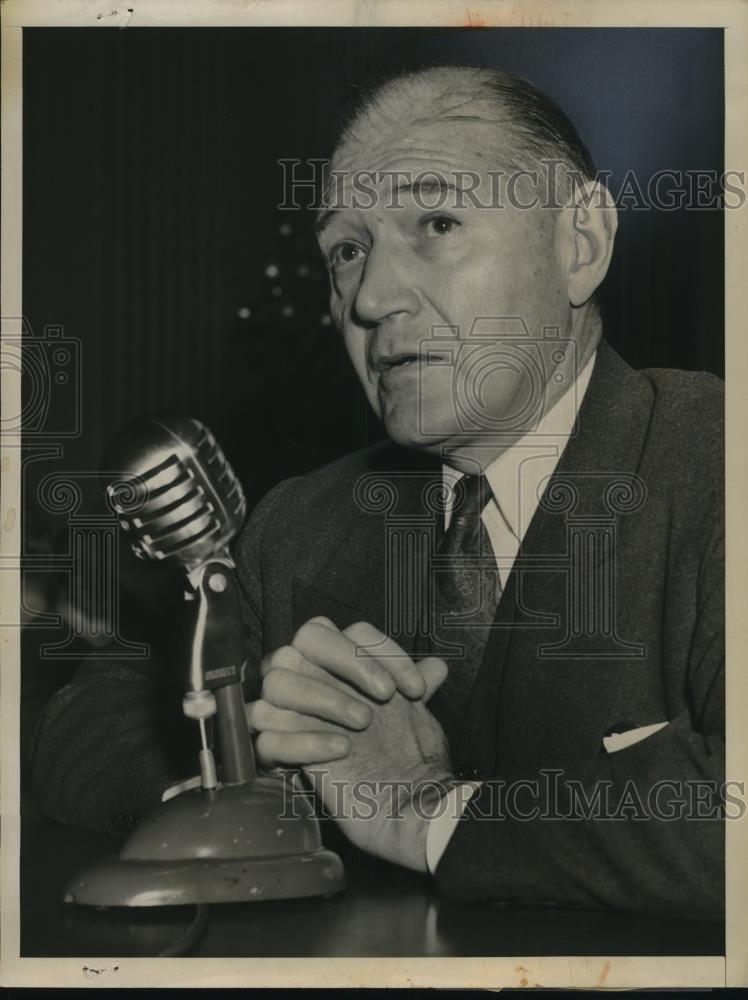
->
[[329, 241, 366, 267], [422, 215, 460, 237]]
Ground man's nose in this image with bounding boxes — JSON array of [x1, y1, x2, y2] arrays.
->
[[352, 242, 419, 326]]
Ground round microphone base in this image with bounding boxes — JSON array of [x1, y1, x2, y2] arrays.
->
[[62, 777, 346, 907], [62, 850, 345, 907]]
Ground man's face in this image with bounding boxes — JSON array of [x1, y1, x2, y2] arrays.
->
[[316, 116, 573, 462]]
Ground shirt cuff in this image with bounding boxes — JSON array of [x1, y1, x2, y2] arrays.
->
[[425, 781, 482, 875]]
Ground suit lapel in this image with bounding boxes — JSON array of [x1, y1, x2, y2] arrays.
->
[[292, 444, 442, 661], [458, 341, 656, 776]]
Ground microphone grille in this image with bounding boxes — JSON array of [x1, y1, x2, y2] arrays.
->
[[104, 414, 247, 570]]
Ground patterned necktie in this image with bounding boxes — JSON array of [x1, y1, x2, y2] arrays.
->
[[431, 474, 502, 720]]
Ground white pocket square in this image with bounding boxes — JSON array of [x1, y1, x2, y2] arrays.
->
[[603, 721, 669, 754]]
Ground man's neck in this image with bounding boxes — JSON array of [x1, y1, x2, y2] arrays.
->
[[440, 343, 599, 474]]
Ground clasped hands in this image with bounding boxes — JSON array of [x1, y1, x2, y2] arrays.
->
[[245, 617, 456, 872]]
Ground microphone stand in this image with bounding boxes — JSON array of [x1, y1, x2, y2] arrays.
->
[[183, 557, 256, 790], [62, 555, 346, 908]]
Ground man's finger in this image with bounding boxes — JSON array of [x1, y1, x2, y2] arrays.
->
[[417, 656, 449, 702], [260, 643, 326, 681], [262, 667, 374, 729], [307, 615, 339, 631], [292, 621, 397, 701], [255, 730, 350, 769], [343, 621, 426, 699], [246, 699, 344, 735]]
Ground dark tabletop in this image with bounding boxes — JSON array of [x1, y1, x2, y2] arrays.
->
[[20, 797, 724, 959]]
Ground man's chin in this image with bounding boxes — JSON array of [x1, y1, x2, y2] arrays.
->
[[382, 416, 445, 455]]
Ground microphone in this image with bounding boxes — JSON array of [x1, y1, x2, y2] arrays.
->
[[103, 412, 255, 788], [63, 414, 346, 909], [103, 413, 246, 572]]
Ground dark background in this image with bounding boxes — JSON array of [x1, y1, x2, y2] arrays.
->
[[20, 27, 724, 776]]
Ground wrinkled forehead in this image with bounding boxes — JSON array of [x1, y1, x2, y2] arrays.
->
[[330, 107, 519, 177], [321, 112, 530, 219]]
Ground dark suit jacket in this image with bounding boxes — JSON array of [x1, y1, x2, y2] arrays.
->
[[31, 340, 724, 915]]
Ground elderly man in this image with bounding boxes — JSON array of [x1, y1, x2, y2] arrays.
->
[[33, 67, 724, 916]]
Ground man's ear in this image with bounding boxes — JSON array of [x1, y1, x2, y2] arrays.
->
[[562, 179, 618, 307]]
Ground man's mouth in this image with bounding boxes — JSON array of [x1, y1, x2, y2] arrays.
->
[[371, 352, 426, 373]]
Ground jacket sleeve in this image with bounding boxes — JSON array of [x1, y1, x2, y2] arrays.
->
[[433, 508, 725, 917], [30, 483, 282, 836]]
